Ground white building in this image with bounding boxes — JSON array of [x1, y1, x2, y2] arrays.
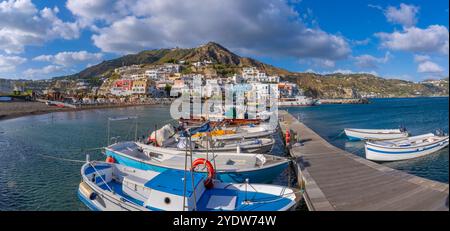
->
[[110, 87, 132, 96], [242, 67, 279, 83], [193, 60, 213, 67], [145, 64, 180, 80], [145, 69, 161, 80], [76, 81, 90, 90], [114, 64, 141, 74]]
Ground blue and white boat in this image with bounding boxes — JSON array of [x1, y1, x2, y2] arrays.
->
[[105, 141, 289, 183], [78, 161, 299, 211], [365, 133, 449, 161]]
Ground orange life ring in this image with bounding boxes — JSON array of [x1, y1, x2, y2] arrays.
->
[[191, 158, 215, 189], [106, 156, 115, 163]]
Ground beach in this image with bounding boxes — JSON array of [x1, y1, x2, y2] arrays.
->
[[0, 101, 69, 121], [0, 100, 173, 121]]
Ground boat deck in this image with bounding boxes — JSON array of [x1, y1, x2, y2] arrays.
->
[[279, 110, 449, 211], [108, 142, 264, 171]]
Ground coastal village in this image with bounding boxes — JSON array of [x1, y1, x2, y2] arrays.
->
[[2, 62, 305, 106]]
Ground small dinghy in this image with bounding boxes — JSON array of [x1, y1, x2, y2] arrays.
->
[[365, 133, 449, 161], [105, 141, 289, 183], [78, 161, 299, 211], [344, 128, 409, 141]]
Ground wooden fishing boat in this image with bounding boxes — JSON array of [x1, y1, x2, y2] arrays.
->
[[78, 161, 299, 211], [365, 133, 449, 161], [344, 128, 409, 141]]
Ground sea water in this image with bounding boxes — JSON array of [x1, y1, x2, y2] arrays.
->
[[286, 97, 449, 183], [0, 105, 288, 210]]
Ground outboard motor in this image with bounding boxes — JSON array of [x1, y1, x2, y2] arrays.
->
[[435, 129, 447, 137], [399, 125, 407, 133]]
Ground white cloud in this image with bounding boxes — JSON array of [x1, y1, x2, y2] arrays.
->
[[376, 25, 449, 55], [352, 38, 371, 46], [417, 61, 444, 74], [354, 52, 391, 68], [67, 0, 350, 60], [413, 54, 445, 76], [23, 65, 66, 78], [66, 0, 131, 27], [312, 59, 335, 68], [0, 0, 80, 54], [413, 54, 430, 63], [385, 3, 419, 28], [33, 51, 103, 66], [0, 54, 26, 72]]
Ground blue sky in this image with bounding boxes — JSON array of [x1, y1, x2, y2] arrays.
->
[[0, 0, 448, 81]]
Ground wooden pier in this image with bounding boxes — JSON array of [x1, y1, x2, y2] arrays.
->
[[279, 110, 449, 211]]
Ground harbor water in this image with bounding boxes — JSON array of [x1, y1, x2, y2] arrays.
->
[[0, 106, 289, 211], [0, 97, 447, 210], [287, 97, 449, 183]]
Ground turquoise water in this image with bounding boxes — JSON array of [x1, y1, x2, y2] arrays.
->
[[286, 97, 449, 183], [0, 106, 289, 211]]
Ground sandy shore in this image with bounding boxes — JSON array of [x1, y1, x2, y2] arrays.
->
[[0, 101, 168, 121]]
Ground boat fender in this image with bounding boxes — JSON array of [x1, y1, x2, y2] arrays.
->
[[106, 156, 115, 163], [79, 182, 97, 200], [191, 158, 215, 189]]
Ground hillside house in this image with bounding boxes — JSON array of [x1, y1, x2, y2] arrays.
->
[[131, 80, 148, 94]]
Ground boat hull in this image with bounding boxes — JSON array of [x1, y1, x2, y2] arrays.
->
[[78, 162, 298, 211], [365, 138, 449, 161], [345, 128, 408, 141], [106, 149, 288, 184]]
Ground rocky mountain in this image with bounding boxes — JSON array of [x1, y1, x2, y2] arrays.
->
[[57, 42, 289, 80]]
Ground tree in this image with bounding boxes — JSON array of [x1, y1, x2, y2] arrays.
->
[[164, 84, 172, 96]]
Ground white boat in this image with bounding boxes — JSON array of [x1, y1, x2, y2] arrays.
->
[[278, 96, 316, 107], [106, 141, 290, 183], [365, 133, 449, 162], [208, 123, 278, 141], [168, 137, 275, 153], [344, 128, 409, 141], [146, 123, 275, 153], [78, 161, 299, 211]]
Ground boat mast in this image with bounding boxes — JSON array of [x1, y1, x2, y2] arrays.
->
[[182, 133, 198, 211]]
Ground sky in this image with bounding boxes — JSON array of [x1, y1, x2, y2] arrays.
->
[[0, 0, 448, 82]]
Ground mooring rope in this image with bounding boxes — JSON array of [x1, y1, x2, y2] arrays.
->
[[37, 153, 89, 164], [330, 130, 345, 141]]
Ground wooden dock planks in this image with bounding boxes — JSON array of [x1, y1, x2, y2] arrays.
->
[[279, 110, 449, 211]]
